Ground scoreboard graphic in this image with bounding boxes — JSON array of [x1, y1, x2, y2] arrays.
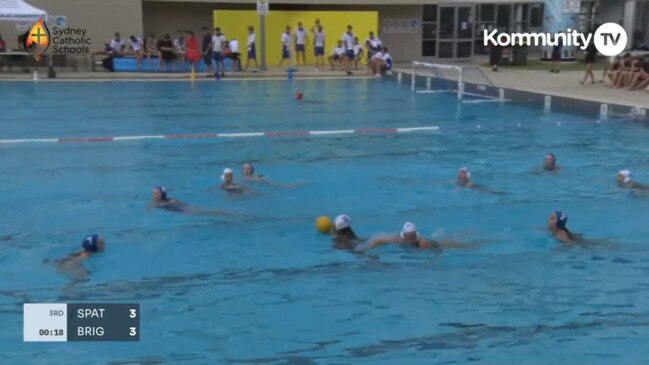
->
[[23, 303, 140, 342]]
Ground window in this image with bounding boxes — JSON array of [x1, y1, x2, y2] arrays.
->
[[530, 4, 543, 28], [422, 5, 438, 57], [497, 5, 511, 32]]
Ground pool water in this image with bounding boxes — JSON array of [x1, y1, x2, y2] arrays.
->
[[1, 79, 649, 365]]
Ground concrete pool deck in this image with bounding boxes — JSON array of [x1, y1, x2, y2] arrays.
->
[[1, 64, 646, 114]]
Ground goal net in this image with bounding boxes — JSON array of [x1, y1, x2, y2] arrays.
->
[[411, 61, 501, 102]]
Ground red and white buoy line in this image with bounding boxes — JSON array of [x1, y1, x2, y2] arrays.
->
[[0, 126, 439, 144]]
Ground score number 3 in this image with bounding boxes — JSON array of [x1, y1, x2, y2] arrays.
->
[[129, 308, 138, 336]]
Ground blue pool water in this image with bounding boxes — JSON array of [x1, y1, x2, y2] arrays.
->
[[1, 79, 649, 364]]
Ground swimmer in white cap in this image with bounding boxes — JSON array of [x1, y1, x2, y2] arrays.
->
[[456, 167, 503, 194], [357, 222, 468, 252], [617, 170, 649, 190], [457, 167, 473, 188], [209, 168, 250, 194], [332, 214, 361, 250]]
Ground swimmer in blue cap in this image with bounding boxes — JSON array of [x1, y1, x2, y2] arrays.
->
[[149, 186, 188, 212], [357, 222, 469, 252], [547, 211, 582, 244], [56, 234, 106, 268], [52, 234, 106, 280]]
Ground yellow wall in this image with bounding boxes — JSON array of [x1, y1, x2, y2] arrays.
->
[[213, 10, 378, 66]]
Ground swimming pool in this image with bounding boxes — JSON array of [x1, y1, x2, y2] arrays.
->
[[2, 78, 649, 364]]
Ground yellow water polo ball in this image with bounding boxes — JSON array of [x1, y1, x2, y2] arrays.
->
[[315, 216, 333, 234]]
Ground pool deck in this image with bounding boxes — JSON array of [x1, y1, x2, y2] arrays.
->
[[394, 64, 649, 110], [1, 64, 646, 110]]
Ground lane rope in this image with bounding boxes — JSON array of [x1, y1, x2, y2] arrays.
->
[[0, 126, 440, 144]]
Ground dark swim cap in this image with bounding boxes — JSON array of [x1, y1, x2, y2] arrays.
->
[[155, 186, 167, 200], [554, 211, 567, 229], [82, 234, 100, 252], [547, 153, 556, 164]]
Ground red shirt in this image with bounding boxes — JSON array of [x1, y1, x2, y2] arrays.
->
[[0, 39, 6, 52], [185, 36, 200, 62]]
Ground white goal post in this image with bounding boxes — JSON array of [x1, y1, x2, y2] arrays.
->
[[411, 61, 500, 102]]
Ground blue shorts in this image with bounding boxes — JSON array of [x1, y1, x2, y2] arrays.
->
[[247, 44, 256, 59], [295, 44, 305, 52], [314, 46, 324, 56], [213, 52, 222, 62], [282, 46, 289, 59], [346, 50, 354, 59]]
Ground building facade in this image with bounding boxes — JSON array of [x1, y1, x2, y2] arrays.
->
[[1, 0, 647, 63]]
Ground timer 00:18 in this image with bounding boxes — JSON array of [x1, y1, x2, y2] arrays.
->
[[39, 329, 64, 336]]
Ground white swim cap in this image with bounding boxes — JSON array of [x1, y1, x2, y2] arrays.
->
[[459, 167, 471, 178], [619, 170, 632, 183], [221, 168, 234, 181], [400, 222, 419, 239], [334, 215, 351, 230]]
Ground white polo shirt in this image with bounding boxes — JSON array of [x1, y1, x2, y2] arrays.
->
[[295, 28, 307, 45], [211, 34, 226, 52], [343, 32, 355, 50], [372, 51, 383, 60], [247, 33, 255, 49], [281, 32, 290, 47], [368, 37, 382, 49], [229, 39, 239, 53], [110, 38, 123, 52], [130, 37, 142, 51], [314, 31, 325, 47], [333, 46, 344, 56]]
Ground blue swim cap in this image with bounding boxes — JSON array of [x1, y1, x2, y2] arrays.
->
[[155, 186, 167, 200], [82, 234, 100, 252], [554, 211, 567, 229]]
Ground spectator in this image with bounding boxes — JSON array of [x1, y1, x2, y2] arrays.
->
[[342, 25, 355, 75], [201, 26, 213, 77], [580, 30, 597, 85], [158, 34, 176, 71], [174, 35, 185, 68], [294, 21, 307, 65], [368, 47, 383, 75], [353, 37, 363, 70], [129, 35, 143, 70], [101, 32, 125, 72], [328, 40, 345, 70], [109, 32, 125, 55], [245, 25, 258, 70], [550, 35, 562, 74], [366, 31, 382, 51], [184, 31, 201, 75], [278, 26, 291, 67], [211, 27, 226, 77], [144, 34, 158, 68], [0, 34, 6, 52], [627, 56, 649, 90], [488, 38, 501, 71], [229, 38, 241, 72], [313, 24, 326, 71]]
